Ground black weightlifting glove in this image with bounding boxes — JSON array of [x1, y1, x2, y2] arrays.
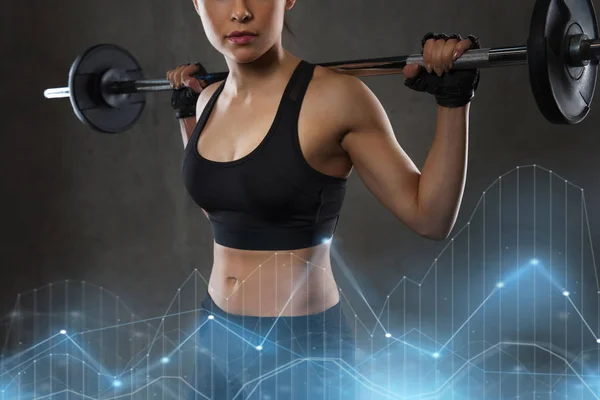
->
[[405, 33, 481, 108], [170, 63, 207, 119], [171, 87, 200, 119]]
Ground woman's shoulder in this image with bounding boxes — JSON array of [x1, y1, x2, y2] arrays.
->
[[299, 63, 387, 143], [307, 64, 382, 122], [311, 64, 358, 87], [200, 79, 224, 99], [310, 64, 375, 104], [195, 80, 225, 116], [304, 61, 399, 147]]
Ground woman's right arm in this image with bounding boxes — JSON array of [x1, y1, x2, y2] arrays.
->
[[176, 83, 221, 148], [166, 64, 211, 148], [178, 116, 198, 148], [175, 89, 212, 219], [167, 69, 222, 219]]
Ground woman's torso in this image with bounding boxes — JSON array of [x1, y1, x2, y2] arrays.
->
[[184, 58, 353, 317]]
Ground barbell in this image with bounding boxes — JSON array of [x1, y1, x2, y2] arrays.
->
[[44, 0, 599, 133]]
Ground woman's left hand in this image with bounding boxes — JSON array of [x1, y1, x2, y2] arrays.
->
[[402, 33, 481, 108], [403, 35, 474, 78]]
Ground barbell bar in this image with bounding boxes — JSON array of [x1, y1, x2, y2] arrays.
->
[[45, 46, 530, 99], [43, 0, 600, 133]]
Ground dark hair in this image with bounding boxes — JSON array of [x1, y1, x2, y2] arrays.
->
[[283, 19, 294, 37]]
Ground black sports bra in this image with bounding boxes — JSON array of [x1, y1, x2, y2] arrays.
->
[[182, 60, 347, 251]]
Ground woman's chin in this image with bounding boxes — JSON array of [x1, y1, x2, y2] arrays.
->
[[228, 52, 262, 64], [221, 45, 270, 64]]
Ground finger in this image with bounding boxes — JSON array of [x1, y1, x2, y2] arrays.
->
[[166, 70, 174, 87], [403, 63, 421, 79], [183, 64, 201, 76], [423, 38, 437, 73], [442, 39, 459, 71], [453, 38, 474, 61], [173, 65, 187, 88], [433, 39, 446, 76], [176, 68, 187, 89], [186, 79, 205, 94], [180, 66, 192, 88], [169, 69, 177, 88], [169, 68, 182, 88], [182, 65, 201, 88]]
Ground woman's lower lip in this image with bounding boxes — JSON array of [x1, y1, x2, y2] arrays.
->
[[227, 35, 257, 45]]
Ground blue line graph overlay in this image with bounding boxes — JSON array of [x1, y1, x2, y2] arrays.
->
[[1, 165, 599, 399]]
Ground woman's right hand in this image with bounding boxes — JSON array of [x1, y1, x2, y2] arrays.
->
[[166, 64, 206, 94]]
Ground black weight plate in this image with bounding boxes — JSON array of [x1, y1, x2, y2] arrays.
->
[[68, 44, 145, 133], [528, 0, 598, 124]]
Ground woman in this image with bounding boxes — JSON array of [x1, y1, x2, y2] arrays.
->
[[167, 0, 479, 398]]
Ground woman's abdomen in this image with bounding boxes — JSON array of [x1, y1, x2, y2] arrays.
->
[[207, 242, 340, 317]]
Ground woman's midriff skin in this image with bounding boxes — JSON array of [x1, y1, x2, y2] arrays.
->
[[209, 242, 339, 317], [189, 58, 352, 317]]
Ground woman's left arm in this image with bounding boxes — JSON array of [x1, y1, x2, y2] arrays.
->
[[413, 104, 470, 239], [338, 76, 469, 241], [337, 35, 476, 241]]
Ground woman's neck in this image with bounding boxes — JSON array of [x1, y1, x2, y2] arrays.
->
[[223, 44, 298, 97]]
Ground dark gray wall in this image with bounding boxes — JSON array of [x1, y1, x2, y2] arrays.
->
[[2, 0, 600, 328]]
